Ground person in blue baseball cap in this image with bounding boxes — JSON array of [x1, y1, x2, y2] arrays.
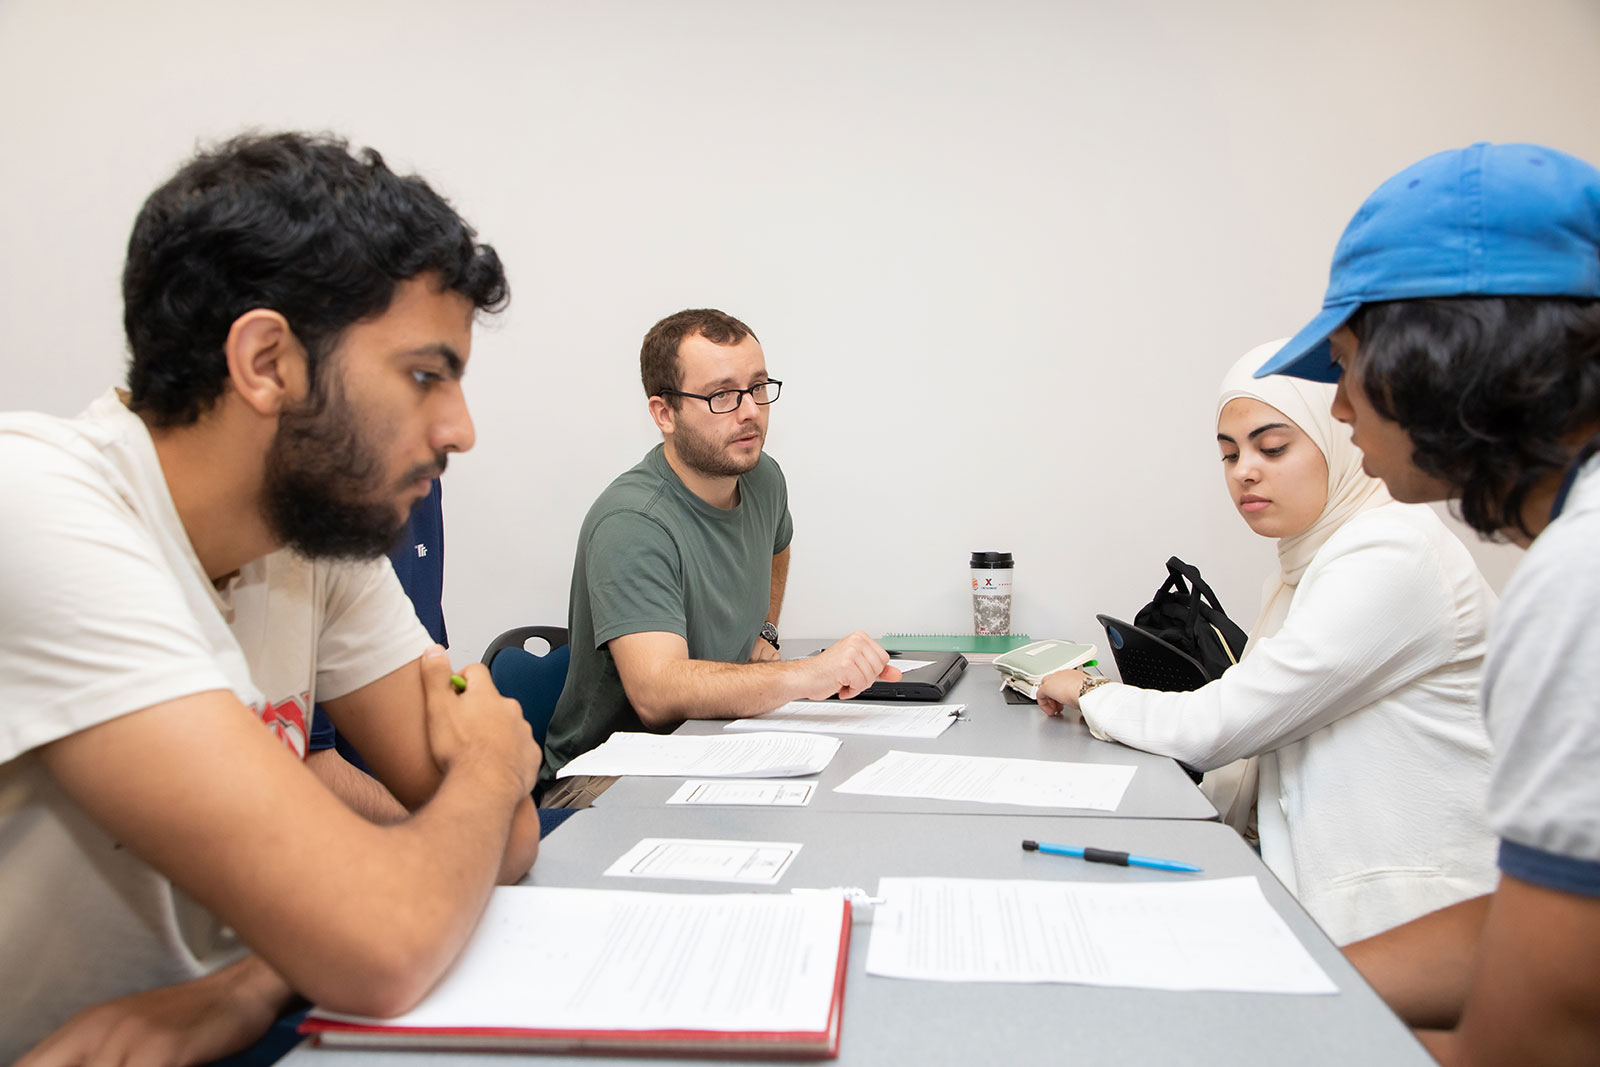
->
[[1263, 141, 1600, 1064]]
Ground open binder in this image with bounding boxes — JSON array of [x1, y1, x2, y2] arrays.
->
[[301, 885, 851, 1058]]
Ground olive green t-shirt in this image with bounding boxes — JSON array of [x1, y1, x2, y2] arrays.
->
[[541, 445, 793, 781]]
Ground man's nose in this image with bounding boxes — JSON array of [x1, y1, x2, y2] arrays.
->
[[434, 387, 476, 455], [732, 388, 761, 416]]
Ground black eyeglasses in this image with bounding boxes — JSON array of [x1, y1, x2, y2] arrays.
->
[[659, 379, 783, 414]]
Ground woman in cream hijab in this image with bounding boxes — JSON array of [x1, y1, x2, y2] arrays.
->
[[1039, 341, 1499, 946]]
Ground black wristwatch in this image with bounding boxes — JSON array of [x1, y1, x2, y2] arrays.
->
[[759, 621, 780, 651]]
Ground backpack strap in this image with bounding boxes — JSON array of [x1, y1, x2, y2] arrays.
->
[[1208, 622, 1240, 666]]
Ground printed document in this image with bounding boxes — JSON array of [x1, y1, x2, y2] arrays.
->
[[314, 886, 846, 1032], [557, 731, 839, 779], [834, 750, 1135, 811], [866, 876, 1336, 994], [605, 838, 803, 884], [724, 701, 962, 739], [668, 779, 817, 806]]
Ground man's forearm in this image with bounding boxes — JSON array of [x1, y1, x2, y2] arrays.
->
[[291, 757, 527, 1017], [309, 747, 536, 883], [307, 745, 534, 882], [768, 547, 790, 625], [498, 796, 541, 883], [633, 657, 815, 726], [1343, 894, 1491, 1029], [614, 630, 893, 729], [319, 658, 538, 882], [306, 748, 409, 824]]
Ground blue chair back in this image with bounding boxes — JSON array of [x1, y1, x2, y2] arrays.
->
[[489, 642, 571, 748]]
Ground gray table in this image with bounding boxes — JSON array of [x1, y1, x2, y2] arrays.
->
[[282, 806, 1429, 1066], [594, 655, 1218, 819]]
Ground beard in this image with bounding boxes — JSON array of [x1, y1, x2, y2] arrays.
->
[[262, 368, 445, 560], [672, 415, 764, 478]]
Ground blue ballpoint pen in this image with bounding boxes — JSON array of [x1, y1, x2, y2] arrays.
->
[[1021, 839, 1203, 874]]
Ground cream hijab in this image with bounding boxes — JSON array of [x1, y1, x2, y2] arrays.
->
[[1219, 340, 1392, 650]]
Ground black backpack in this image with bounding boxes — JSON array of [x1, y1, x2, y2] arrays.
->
[[1131, 556, 1249, 679]]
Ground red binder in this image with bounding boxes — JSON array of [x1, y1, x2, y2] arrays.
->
[[300, 891, 851, 1059]]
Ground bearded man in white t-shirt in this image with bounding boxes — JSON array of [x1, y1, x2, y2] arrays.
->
[[0, 133, 542, 1065]]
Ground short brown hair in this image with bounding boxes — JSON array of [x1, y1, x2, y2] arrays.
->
[[640, 308, 758, 405]]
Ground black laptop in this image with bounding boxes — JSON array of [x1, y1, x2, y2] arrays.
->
[[856, 650, 968, 701]]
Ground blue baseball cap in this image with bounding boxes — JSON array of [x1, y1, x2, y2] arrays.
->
[[1257, 142, 1600, 381]]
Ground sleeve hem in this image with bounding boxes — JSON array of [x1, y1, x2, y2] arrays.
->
[[593, 619, 689, 647], [0, 664, 235, 762], [314, 629, 430, 704], [1499, 838, 1600, 897]]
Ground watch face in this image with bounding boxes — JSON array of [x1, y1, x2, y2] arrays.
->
[[759, 622, 780, 646]]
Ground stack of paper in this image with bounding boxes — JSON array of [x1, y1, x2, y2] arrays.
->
[[866, 876, 1335, 994], [556, 731, 840, 779], [604, 838, 804, 884], [667, 780, 817, 806], [724, 700, 962, 739], [834, 750, 1136, 811]]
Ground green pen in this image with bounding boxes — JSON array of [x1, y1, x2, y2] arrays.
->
[[449, 674, 467, 693]]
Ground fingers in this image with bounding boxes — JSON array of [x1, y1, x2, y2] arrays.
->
[[418, 644, 455, 702], [13, 1016, 94, 1066], [828, 631, 892, 701], [419, 648, 538, 793], [453, 660, 493, 691], [16, 1004, 133, 1067], [1038, 695, 1064, 717]]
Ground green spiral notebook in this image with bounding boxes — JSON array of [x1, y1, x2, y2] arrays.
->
[[881, 633, 1033, 654]]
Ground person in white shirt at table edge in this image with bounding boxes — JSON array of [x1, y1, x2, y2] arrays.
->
[[1037, 339, 1498, 948], [0, 133, 541, 1065]]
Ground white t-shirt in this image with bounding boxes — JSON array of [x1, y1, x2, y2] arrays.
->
[[1081, 502, 1498, 944], [0, 391, 429, 1062], [1484, 453, 1600, 894]]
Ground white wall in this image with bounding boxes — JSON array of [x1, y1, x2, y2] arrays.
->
[[6, 0, 1594, 663]]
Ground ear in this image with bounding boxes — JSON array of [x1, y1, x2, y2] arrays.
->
[[647, 394, 677, 437], [224, 309, 308, 416]]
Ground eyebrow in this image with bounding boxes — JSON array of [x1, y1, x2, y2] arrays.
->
[[1216, 422, 1292, 445], [694, 374, 769, 393], [398, 343, 464, 379]]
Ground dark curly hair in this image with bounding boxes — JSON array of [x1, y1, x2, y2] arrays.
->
[[1348, 296, 1600, 539], [123, 131, 509, 427], [640, 308, 758, 406]]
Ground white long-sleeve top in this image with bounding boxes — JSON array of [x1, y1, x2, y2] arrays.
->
[[1080, 502, 1498, 945]]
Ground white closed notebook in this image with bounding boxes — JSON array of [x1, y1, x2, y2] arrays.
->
[[992, 639, 1098, 684]]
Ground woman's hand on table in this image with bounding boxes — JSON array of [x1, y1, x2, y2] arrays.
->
[[1036, 668, 1089, 717]]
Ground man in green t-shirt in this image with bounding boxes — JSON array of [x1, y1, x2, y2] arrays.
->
[[540, 308, 898, 803]]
